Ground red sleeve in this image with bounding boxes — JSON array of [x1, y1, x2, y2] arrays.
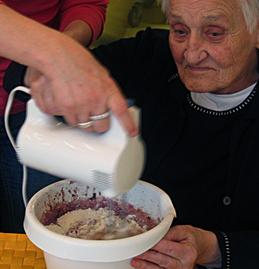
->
[[59, 0, 109, 42]]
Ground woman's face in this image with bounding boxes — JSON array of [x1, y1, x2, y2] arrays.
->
[[168, 0, 259, 93]]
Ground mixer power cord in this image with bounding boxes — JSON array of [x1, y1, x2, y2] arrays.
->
[[4, 86, 31, 207]]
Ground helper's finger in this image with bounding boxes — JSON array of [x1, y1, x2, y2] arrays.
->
[[75, 110, 94, 132], [107, 90, 138, 136], [41, 87, 60, 115], [50, 83, 85, 127], [30, 75, 49, 113], [90, 110, 110, 133], [83, 93, 110, 133]]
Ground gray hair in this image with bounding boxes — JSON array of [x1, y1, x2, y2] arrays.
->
[[159, 0, 169, 15], [240, 0, 259, 33], [159, 0, 259, 33]]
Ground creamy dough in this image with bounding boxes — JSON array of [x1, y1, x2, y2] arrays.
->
[[46, 207, 146, 240]]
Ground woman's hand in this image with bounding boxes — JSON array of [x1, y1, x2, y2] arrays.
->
[[131, 225, 222, 269]]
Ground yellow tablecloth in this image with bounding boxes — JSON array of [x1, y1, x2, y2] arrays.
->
[[0, 233, 46, 269]]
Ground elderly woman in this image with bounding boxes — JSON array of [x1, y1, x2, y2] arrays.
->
[[4, 0, 259, 268]]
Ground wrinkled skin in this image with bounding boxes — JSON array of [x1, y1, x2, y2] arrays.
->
[[131, 225, 221, 269], [25, 23, 137, 136], [168, 0, 259, 94], [131, 0, 259, 268], [24, 54, 133, 134]]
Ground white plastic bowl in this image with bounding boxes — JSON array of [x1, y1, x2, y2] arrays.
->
[[24, 180, 176, 269]]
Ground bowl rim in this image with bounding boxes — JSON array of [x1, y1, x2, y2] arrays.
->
[[24, 179, 176, 262]]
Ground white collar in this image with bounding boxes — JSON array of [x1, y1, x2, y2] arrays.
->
[[191, 83, 256, 111]]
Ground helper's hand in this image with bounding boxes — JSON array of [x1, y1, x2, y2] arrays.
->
[[1, 5, 135, 134], [24, 36, 137, 136], [131, 225, 221, 269]]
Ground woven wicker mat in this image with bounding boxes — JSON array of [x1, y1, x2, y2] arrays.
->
[[0, 233, 46, 269]]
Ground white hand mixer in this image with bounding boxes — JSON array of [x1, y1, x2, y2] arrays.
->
[[4, 86, 145, 205]]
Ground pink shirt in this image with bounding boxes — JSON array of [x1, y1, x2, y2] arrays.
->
[[0, 0, 108, 115]]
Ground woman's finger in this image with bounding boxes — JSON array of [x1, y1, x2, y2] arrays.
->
[[131, 257, 161, 269], [152, 239, 197, 267], [134, 249, 180, 269]]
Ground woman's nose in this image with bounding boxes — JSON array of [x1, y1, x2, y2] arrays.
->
[[184, 35, 208, 64]]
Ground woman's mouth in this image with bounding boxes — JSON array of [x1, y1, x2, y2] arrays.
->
[[187, 65, 214, 72]]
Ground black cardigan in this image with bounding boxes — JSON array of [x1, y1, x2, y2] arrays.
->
[[4, 28, 259, 268]]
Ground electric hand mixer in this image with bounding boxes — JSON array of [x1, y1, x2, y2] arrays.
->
[[4, 86, 145, 204]]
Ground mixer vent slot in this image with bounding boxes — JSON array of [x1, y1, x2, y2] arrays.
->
[[92, 170, 113, 191]]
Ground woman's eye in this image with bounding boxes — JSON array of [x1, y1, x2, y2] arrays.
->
[[205, 27, 225, 41], [211, 32, 221, 36], [171, 25, 188, 40], [174, 29, 187, 36], [208, 32, 223, 37]]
